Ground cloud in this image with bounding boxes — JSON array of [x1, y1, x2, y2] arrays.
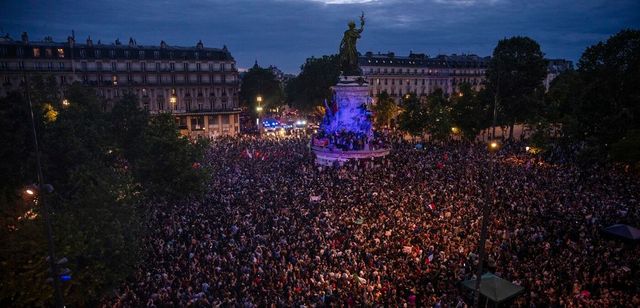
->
[[1, 0, 638, 73]]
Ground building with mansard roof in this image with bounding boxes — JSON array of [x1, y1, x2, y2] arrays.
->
[[359, 51, 572, 103], [0, 32, 241, 138]]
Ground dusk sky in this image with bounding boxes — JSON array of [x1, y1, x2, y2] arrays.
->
[[2, 0, 639, 73]]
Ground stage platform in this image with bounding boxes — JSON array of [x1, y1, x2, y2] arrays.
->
[[312, 145, 390, 166]]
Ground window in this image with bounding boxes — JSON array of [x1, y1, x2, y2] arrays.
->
[[110, 50, 115, 58], [96, 50, 101, 58], [124, 50, 129, 58], [157, 96, 164, 110], [17, 48, 24, 57], [112, 62, 116, 71], [196, 63, 201, 71], [139, 51, 145, 59], [60, 76, 66, 84], [80, 49, 86, 58], [46, 49, 53, 57], [154, 51, 160, 59], [222, 115, 230, 125], [183, 62, 188, 71], [81, 61, 87, 71], [141, 62, 146, 71], [33, 48, 40, 57], [96, 62, 102, 71], [18, 61, 25, 69], [57, 48, 64, 58], [191, 116, 205, 130], [126, 62, 131, 71], [170, 63, 175, 71], [112, 75, 118, 86], [209, 63, 213, 71]]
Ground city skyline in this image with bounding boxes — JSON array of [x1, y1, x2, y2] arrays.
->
[[2, 0, 639, 74]]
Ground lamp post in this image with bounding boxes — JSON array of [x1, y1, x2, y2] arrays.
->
[[256, 95, 263, 136], [24, 74, 65, 307], [473, 140, 499, 307]]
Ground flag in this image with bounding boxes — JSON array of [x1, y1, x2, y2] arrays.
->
[[428, 202, 436, 211], [425, 253, 434, 265]]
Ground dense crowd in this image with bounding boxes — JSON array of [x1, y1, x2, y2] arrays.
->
[[314, 130, 371, 151], [107, 136, 640, 307]]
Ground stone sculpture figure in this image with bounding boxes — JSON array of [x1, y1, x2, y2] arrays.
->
[[339, 12, 365, 76]]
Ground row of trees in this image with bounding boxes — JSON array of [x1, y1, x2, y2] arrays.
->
[[0, 80, 209, 306], [372, 30, 639, 166]]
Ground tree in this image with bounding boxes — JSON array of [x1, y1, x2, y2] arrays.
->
[[0, 92, 37, 199], [286, 55, 341, 112], [0, 83, 144, 306], [486, 36, 547, 139], [371, 91, 399, 128], [424, 89, 454, 142], [109, 93, 149, 162], [568, 30, 640, 150], [239, 64, 284, 113], [451, 83, 484, 141], [0, 82, 212, 306], [398, 93, 427, 137], [134, 113, 208, 199]]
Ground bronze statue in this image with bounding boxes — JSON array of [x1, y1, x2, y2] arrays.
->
[[339, 12, 365, 76]]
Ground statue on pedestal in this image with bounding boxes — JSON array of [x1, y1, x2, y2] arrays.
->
[[339, 12, 365, 76]]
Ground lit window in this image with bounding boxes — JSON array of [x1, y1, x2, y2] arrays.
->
[[57, 48, 64, 58], [33, 48, 40, 57], [112, 75, 118, 86]]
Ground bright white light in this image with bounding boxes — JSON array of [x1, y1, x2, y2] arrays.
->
[[25, 189, 35, 195]]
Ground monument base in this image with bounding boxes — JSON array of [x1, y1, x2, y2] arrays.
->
[[312, 145, 390, 166]]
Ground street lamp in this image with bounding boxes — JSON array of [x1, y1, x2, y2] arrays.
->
[[256, 96, 263, 136], [62, 99, 70, 107], [473, 140, 499, 307], [24, 72, 65, 308]]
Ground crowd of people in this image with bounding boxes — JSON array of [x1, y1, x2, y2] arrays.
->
[[314, 130, 372, 151], [107, 136, 640, 307]]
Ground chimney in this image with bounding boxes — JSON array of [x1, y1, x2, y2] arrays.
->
[[128, 37, 136, 47], [160, 40, 167, 49], [196, 40, 204, 49], [67, 35, 75, 46], [86, 36, 93, 47], [21, 32, 28, 44]]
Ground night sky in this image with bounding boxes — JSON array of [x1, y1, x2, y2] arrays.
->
[[1, 0, 639, 73]]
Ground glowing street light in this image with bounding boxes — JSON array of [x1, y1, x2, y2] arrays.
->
[[489, 141, 499, 151], [525, 146, 531, 152], [25, 188, 35, 195], [62, 99, 70, 107], [169, 95, 177, 104], [256, 96, 263, 136], [451, 127, 459, 134]]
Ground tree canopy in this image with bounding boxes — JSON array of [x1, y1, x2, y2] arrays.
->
[[285, 55, 340, 112], [239, 64, 284, 112], [0, 82, 208, 306], [486, 36, 547, 138]]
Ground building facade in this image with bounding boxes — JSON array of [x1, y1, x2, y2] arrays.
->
[[359, 51, 572, 103], [0, 32, 241, 138], [359, 52, 490, 103]]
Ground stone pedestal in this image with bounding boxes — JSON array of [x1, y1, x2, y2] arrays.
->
[[312, 75, 389, 165]]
